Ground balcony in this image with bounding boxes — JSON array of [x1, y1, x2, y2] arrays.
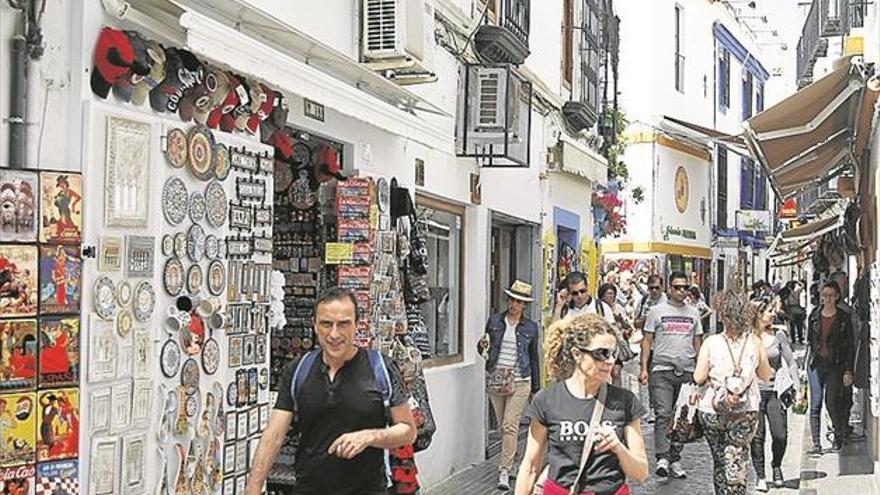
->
[[474, 0, 531, 65], [796, 0, 849, 87]]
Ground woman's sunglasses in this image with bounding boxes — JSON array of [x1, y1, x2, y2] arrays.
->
[[577, 346, 619, 362]]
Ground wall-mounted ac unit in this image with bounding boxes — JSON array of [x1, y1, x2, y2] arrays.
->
[[471, 67, 508, 135], [362, 0, 436, 83]]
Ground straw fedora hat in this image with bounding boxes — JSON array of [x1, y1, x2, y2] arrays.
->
[[504, 280, 534, 302]]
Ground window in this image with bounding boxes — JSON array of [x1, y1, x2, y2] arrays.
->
[[742, 72, 753, 120], [756, 83, 764, 113], [580, 0, 602, 113], [674, 5, 685, 93], [717, 146, 728, 229], [740, 157, 755, 209], [562, 0, 573, 87], [416, 195, 464, 366], [754, 165, 767, 211], [718, 49, 730, 110]]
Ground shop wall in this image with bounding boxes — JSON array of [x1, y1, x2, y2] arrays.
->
[[619, 140, 655, 242], [654, 145, 711, 247]]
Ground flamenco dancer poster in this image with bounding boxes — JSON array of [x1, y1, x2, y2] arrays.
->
[[0, 320, 36, 391], [0, 392, 36, 468], [36, 389, 78, 462], [0, 246, 37, 318], [37, 318, 78, 388], [37, 246, 81, 315], [38, 173, 81, 245]]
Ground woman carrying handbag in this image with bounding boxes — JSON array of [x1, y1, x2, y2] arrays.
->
[[515, 314, 648, 495]]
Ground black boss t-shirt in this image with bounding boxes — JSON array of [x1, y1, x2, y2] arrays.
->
[[527, 382, 647, 494], [274, 348, 409, 494]]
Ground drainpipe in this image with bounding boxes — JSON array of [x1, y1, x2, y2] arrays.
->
[[9, 34, 27, 169]]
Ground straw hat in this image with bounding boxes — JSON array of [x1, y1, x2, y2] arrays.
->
[[504, 280, 534, 302]]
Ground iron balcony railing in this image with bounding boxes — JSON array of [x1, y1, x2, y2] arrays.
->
[[499, 0, 530, 47], [796, 0, 849, 86]]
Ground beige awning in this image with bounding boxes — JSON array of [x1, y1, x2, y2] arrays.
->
[[742, 57, 880, 198], [766, 200, 847, 264], [662, 115, 750, 156]]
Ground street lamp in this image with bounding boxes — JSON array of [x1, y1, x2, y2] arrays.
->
[[726, 0, 757, 8]]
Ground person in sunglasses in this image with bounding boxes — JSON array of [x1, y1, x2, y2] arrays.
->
[[515, 314, 649, 495], [552, 271, 595, 322], [639, 271, 703, 480], [633, 275, 666, 331]]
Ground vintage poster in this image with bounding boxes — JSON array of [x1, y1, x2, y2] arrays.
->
[[35, 459, 76, 495], [0, 464, 35, 495], [37, 317, 79, 388], [36, 389, 78, 462], [0, 246, 37, 318], [0, 392, 36, 467], [38, 173, 82, 245], [0, 170, 38, 244], [0, 320, 36, 391], [37, 246, 81, 315]]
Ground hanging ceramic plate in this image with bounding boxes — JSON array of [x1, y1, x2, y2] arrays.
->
[[291, 142, 312, 167], [187, 264, 203, 294], [173, 232, 187, 259], [188, 127, 214, 181], [207, 260, 225, 296], [202, 338, 220, 375], [274, 159, 293, 192], [226, 382, 237, 407], [166, 128, 188, 169], [161, 234, 174, 257], [204, 235, 219, 260], [184, 395, 199, 417], [94, 276, 117, 320], [181, 358, 200, 395], [376, 177, 390, 213], [213, 143, 231, 181], [133, 281, 156, 322], [189, 191, 206, 223], [117, 280, 132, 306], [163, 257, 185, 297], [160, 339, 182, 378], [204, 180, 227, 228], [187, 224, 206, 262], [117, 310, 134, 337], [162, 176, 188, 226]]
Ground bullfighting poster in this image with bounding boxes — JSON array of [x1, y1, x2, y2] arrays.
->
[[0, 392, 36, 468], [0, 464, 35, 495], [35, 459, 77, 495], [0, 171, 38, 244], [37, 247, 81, 315], [38, 173, 81, 245], [35, 389, 77, 462], [0, 320, 36, 391], [37, 318, 78, 389], [0, 246, 37, 318]]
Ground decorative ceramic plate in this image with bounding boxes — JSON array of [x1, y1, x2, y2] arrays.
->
[[163, 258, 185, 297], [162, 176, 188, 225], [133, 281, 156, 322], [376, 177, 390, 212], [181, 358, 200, 395], [161, 234, 174, 257], [117, 280, 132, 306], [187, 224, 206, 262], [274, 159, 293, 192], [226, 382, 237, 407], [160, 339, 181, 378], [204, 235, 219, 260], [207, 260, 225, 296], [187, 264, 203, 294], [291, 142, 311, 167], [166, 128, 188, 169], [188, 127, 214, 181], [117, 310, 134, 337], [204, 180, 227, 228], [202, 338, 220, 375], [94, 276, 117, 320], [189, 191, 206, 223], [213, 143, 231, 181], [174, 232, 187, 259], [184, 394, 199, 417]]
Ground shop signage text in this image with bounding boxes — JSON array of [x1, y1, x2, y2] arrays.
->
[[665, 226, 696, 240], [304, 99, 325, 122]]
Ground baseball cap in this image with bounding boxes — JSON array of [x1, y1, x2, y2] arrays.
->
[[206, 72, 242, 129], [91, 27, 149, 99], [112, 30, 148, 102], [150, 47, 204, 114], [179, 67, 221, 123], [314, 144, 345, 183], [130, 40, 166, 106], [246, 83, 274, 134]]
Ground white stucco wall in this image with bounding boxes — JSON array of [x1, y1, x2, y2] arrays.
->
[[654, 146, 711, 247], [620, 141, 655, 242]]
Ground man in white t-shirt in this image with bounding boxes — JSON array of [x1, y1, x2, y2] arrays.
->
[[552, 271, 595, 322]]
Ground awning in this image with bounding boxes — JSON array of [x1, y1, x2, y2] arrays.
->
[[662, 116, 751, 156], [766, 199, 848, 262], [742, 57, 880, 198], [779, 215, 843, 243]]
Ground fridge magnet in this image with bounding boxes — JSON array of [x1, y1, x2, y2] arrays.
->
[[37, 316, 78, 388], [36, 388, 79, 462], [163, 257, 185, 297], [259, 404, 268, 431], [110, 381, 132, 434], [189, 191, 207, 223], [227, 337, 243, 368], [224, 412, 236, 442], [181, 358, 200, 396], [89, 386, 111, 434], [213, 143, 231, 181], [0, 170, 37, 243], [98, 236, 123, 272], [202, 338, 220, 375], [258, 368, 268, 390], [228, 204, 252, 231], [161, 234, 174, 257], [132, 329, 150, 379], [225, 238, 251, 259], [236, 413, 248, 443], [188, 126, 215, 181], [116, 310, 133, 338], [254, 335, 266, 365], [247, 407, 259, 436], [0, 464, 35, 495], [121, 434, 146, 494], [235, 475, 246, 495], [222, 443, 235, 475], [204, 181, 228, 228], [116, 280, 132, 306], [252, 235, 272, 255], [0, 245, 37, 317], [230, 149, 257, 172], [89, 436, 118, 495], [198, 390, 217, 438], [131, 380, 151, 426], [0, 392, 36, 467], [184, 394, 198, 418], [38, 172, 82, 245], [258, 153, 274, 175], [204, 234, 219, 260], [234, 441, 247, 473], [173, 232, 187, 259], [235, 178, 266, 203], [242, 336, 255, 366], [87, 314, 117, 383], [162, 176, 188, 226], [165, 128, 188, 169], [236, 371, 248, 407], [253, 205, 272, 227], [105, 116, 151, 228], [223, 476, 234, 495], [38, 245, 81, 315], [226, 383, 237, 408], [125, 235, 155, 278], [248, 369, 258, 405], [92, 276, 116, 321], [0, 319, 37, 390], [132, 281, 155, 322], [186, 264, 203, 295], [180, 314, 204, 357], [36, 458, 78, 494], [160, 339, 181, 378], [207, 260, 225, 296], [187, 224, 206, 263]]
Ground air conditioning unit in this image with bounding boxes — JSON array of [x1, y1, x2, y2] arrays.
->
[[470, 67, 508, 136], [362, 0, 436, 83]]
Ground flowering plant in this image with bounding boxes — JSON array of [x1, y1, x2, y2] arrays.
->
[[592, 189, 626, 237]]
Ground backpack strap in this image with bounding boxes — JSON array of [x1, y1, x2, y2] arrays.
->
[[291, 350, 320, 416], [367, 349, 392, 409]]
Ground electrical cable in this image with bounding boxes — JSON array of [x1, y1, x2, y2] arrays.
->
[[448, 1, 491, 58]]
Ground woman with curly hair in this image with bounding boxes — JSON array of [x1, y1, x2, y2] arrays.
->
[[694, 290, 771, 495], [515, 314, 648, 495]]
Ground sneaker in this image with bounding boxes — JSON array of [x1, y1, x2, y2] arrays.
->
[[756, 478, 768, 492], [831, 435, 844, 452], [669, 461, 687, 479], [655, 458, 670, 478], [497, 470, 510, 491], [773, 468, 784, 488], [808, 445, 823, 457]]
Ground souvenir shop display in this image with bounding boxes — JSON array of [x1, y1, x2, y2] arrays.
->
[[38, 316, 79, 388], [0, 244, 38, 317], [98, 236, 123, 272], [0, 170, 38, 243], [0, 319, 37, 390], [36, 459, 79, 494], [162, 176, 188, 226], [36, 388, 79, 462], [39, 172, 82, 244], [105, 116, 151, 228]]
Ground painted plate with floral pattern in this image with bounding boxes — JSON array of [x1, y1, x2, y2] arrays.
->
[[187, 224, 206, 262], [94, 275, 117, 320], [188, 127, 214, 181], [181, 358, 200, 395], [162, 176, 188, 225], [161, 234, 174, 257], [133, 280, 156, 322], [207, 260, 225, 296], [163, 257, 185, 297], [187, 264, 203, 294], [165, 128, 188, 169], [161, 339, 181, 378], [174, 232, 187, 259], [202, 338, 220, 375], [213, 143, 231, 181], [204, 180, 227, 228], [204, 234, 219, 260], [189, 191, 206, 223]]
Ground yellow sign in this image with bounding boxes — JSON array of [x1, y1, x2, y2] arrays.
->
[[324, 243, 354, 265], [674, 166, 689, 213]]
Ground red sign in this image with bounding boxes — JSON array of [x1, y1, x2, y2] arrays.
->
[[779, 198, 798, 219]]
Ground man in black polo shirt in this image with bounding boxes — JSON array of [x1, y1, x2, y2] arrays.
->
[[245, 287, 416, 495]]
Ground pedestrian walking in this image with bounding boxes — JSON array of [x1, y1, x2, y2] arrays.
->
[[633, 274, 666, 331], [515, 314, 649, 495], [596, 283, 634, 387], [639, 271, 704, 479], [806, 281, 856, 454], [477, 280, 542, 491], [694, 289, 772, 495], [552, 271, 594, 322], [784, 281, 806, 344], [749, 296, 800, 491], [244, 287, 416, 495]]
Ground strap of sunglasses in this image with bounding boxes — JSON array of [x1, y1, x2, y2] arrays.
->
[[570, 382, 607, 495]]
